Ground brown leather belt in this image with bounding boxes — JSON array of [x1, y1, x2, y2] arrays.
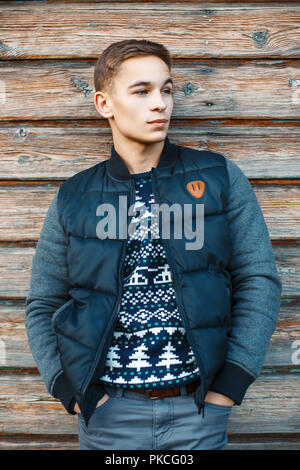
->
[[128, 378, 201, 400]]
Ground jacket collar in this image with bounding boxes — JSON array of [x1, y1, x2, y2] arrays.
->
[[107, 135, 178, 181]]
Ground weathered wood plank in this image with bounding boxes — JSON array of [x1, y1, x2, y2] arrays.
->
[[0, 183, 299, 241], [0, 435, 299, 451], [0, 372, 298, 434], [1, 123, 300, 179], [274, 245, 300, 298], [227, 438, 300, 450], [0, 436, 79, 450], [1, 3, 300, 59], [0, 244, 295, 298], [0, 60, 300, 119], [3, 0, 300, 4], [0, 299, 299, 368]]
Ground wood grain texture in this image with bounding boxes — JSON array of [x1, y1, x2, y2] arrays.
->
[[0, 437, 79, 450], [227, 438, 300, 450], [2, 0, 300, 4], [1, 122, 300, 179], [1, 60, 300, 119], [0, 3, 300, 59]]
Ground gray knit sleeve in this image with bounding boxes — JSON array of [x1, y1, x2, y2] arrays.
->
[[25, 188, 76, 414], [210, 158, 282, 404]]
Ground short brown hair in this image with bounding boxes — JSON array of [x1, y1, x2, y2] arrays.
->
[[94, 39, 172, 95]]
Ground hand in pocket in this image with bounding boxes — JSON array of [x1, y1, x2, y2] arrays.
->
[[74, 402, 81, 414], [74, 392, 110, 414], [95, 393, 110, 408]]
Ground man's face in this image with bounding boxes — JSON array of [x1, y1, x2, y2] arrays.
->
[[95, 55, 174, 144]]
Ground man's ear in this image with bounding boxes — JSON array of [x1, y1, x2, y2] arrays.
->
[[94, 91, 113, 119]]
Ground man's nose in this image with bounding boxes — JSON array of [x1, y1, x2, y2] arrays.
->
[[150, 93, 167, 110]]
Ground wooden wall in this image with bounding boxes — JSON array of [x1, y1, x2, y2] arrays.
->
[[0, 0, 299, 450]]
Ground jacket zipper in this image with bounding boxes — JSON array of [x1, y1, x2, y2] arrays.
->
[[150, 167, 207, 417], [81, 181, 135, 413]]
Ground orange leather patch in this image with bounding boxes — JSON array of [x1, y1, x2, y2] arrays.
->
[[186, 180, 205, 199]]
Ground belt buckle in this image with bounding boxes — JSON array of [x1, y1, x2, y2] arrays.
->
[[145, 389, 158, 400]]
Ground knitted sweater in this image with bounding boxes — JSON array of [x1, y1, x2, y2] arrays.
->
[[99, 170, 202, 390]]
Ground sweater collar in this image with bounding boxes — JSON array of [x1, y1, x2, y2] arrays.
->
[[107, 135, 178, 181]]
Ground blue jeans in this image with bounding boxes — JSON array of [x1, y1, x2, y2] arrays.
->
[[77, 382, 233, 450]]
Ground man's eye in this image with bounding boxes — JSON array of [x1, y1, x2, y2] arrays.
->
[[135, 89, 173, 95]]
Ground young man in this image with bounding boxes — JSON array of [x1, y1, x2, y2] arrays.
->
[[25, 39, 282, 450]]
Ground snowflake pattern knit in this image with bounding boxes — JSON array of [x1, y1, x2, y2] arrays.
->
[[99, 170, 201, 390]]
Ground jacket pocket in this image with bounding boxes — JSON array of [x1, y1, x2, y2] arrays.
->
[[51, 298, 73, 331]]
